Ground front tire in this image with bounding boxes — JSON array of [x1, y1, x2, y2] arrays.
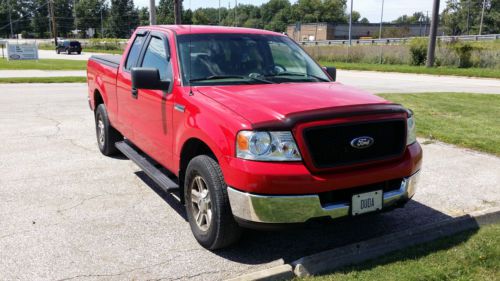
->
[[95, 104, 122, 156], [185, 155, 241, 250]]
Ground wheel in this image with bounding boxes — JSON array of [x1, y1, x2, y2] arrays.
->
[[56, 49, 60, 54], [185, 155, 241, 250], [77, 51, 81, 55], [95, 104, 122, 156], [67, 49, 71, 55]]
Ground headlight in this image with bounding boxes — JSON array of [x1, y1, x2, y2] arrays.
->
[[236, 131, 302, 161], [406, 111, 417, 145]]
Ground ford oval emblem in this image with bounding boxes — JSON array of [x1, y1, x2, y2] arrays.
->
[[350, 136, 374, 149]]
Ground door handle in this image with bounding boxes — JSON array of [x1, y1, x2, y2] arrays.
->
[[131, 88, 138, 99]]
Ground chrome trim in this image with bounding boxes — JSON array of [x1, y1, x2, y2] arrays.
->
[[174, 104, 185, 112], [227, 171, 420, 224]]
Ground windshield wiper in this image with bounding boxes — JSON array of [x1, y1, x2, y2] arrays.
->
[[266, 72, 330, 82], [189, 74, 276, 84], [189, 75, 246, 82]]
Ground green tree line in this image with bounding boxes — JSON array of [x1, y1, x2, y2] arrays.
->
[[0, 0, 498, 39]]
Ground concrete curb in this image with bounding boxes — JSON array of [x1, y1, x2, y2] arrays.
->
[[225, 207, 500, 280], [292, 206, 500, 277], [226, 264, 294, 281]]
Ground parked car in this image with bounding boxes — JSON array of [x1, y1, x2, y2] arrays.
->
[[86, 26, 422, 250], [56, 40, 82, 54]]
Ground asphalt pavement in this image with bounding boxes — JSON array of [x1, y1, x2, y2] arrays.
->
[[0, 83, 499, 280]]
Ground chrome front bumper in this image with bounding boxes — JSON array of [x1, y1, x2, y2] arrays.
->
[[227, 171, 420, 224]]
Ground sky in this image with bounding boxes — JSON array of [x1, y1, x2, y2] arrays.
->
[[133, 0, 447, 23]]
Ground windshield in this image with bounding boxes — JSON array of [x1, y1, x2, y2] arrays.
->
[[177, 33, 330, 85]]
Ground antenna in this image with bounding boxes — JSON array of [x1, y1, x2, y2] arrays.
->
[[188, 0, 193, 96]]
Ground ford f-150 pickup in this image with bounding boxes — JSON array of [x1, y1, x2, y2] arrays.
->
[[87, 25, 422, 250]]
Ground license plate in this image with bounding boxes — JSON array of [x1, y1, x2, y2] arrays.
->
[[352, 190, 383, 216]]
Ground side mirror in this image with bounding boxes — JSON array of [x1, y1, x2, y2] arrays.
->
[[322, 66, 336, 82], [131, 67, 170, 90]]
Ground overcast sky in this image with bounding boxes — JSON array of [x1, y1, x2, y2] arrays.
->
[[133, 0, 446, 23]]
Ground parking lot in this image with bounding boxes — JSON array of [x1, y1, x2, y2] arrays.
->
[[0, 83, 499, 280]]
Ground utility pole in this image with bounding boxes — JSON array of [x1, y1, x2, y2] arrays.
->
[[48, 0, 52, 38], [424, 11, 429, 36], [7, 0, 14, 38], [479, 0, 486, 35], [466, 0, 470, 35], [173, 0, 182, 24], [49, 0, 58, 46], [378, 0, 384, 64], [218, 0, 221, 25], [100, 6, 104, 37], [149, 0, 156, 25], [348, 0, 353, 45], [74, 0, 78, 37], [426, 0, 440, 67], [378, 0, 384, 40], [234, 0, 237, 26]]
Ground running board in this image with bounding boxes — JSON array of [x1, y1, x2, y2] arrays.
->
[[115, 141, 179, 192]]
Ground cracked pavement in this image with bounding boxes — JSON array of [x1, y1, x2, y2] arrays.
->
[[1, 83, 499, 280]]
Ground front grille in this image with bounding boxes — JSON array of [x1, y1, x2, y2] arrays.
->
[[302, 119, 406, 169]]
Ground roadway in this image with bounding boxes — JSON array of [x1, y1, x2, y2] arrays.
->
[[1, 83, 499, 280]]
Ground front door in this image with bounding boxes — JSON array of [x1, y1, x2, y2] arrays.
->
[[131, 32, 175, 169]]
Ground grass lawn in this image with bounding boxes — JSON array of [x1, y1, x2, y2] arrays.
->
[[0, 77, 86, 83], [0, 58, 86, 70], [299, 223, 500, 281], [378, 93, 500, 156], [320, 61, 500, 79]]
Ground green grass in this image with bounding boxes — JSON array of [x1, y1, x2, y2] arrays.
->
[[321, 61, 500, 79], [299, 224, 500, 281], [0, 76, 86, 83], [378, 93, 500, 156], [0, 58, 86, 70]]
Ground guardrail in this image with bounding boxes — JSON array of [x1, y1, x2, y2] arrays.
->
[[299, 34, 500, 46]]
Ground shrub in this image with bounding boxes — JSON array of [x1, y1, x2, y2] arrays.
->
[[408, 38, 428, 66], [453, 42, 474, 68]]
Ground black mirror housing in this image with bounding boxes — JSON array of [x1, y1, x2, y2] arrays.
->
[[323, 66, 336, 82], [131, 67, 170, 90]]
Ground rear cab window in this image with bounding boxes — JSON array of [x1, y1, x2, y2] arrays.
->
[[125, 33, 147, 71]]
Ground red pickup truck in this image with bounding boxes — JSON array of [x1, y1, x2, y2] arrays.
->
[[87, 25, 422, 250]]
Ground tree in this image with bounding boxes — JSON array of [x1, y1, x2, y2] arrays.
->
[[54, 0, 75, 37], [76, 0, 107, 37], [0, 0, 33, 38], [351, 10, 360, 23], [158, 0, 174, 24], [360, 17, 369, 24], [138, 7, 149, 26], [106, 0, 139, 38], [31, 0, 51, 37], [441, 0, 499, 35], [192, 9, 210, 25]]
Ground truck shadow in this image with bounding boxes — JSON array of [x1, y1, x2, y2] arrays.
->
[[135, 171, 468, 266]]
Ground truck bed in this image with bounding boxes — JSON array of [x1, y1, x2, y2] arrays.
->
[[89, 55, 121, 69]]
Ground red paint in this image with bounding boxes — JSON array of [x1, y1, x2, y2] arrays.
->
[[87, 25, 422, 195]]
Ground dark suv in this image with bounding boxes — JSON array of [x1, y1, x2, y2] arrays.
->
[[56, 40, 82, 55]]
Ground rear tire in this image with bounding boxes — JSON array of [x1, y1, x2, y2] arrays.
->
[[185, 155, 241, 250], [67, 49, 71, 55], [95, 104, 122, 156], [56, 49, 60, 54], [77, 51, 81, 55]]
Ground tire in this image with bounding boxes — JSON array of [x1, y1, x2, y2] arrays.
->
[[95, 104, 122, 156], [67, 49, 71, 55], [185, 155, 241, 250], [77, 51, 81, 55], [56, 49, 60, 54]]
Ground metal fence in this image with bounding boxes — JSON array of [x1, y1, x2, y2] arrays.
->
[[299, 34, 500, 46]]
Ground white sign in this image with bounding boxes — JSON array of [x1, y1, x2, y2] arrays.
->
[[6, 43, 39, 60]]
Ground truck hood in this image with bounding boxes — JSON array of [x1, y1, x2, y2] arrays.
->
[[196, 82, 390, 127]]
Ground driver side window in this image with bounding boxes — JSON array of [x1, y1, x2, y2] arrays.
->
[[141, 36, 172, 81]]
